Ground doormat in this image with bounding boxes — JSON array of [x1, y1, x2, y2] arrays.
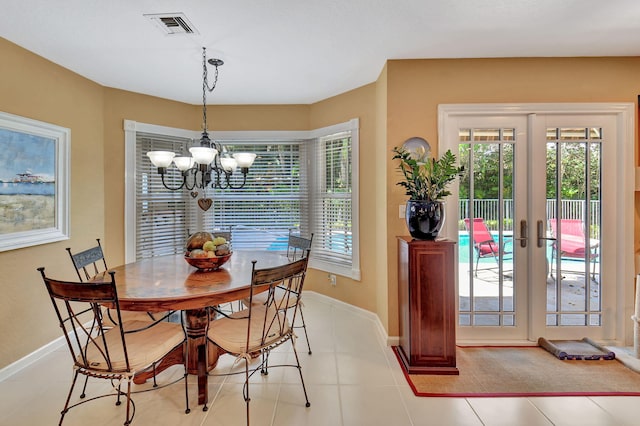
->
[[538, 337, 616, 360], [392, 345, 640, 397]]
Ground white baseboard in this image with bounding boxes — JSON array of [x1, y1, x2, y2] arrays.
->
[[1, 292, 397, 382], [0, 334, 66, 382], [303, 291, 398, 347]]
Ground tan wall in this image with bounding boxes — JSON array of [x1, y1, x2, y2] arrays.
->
[[2, 37, 640, 369], [307, 84, 379, 312], [385, 57, 640, 337], [102, 96, 312, 265], [375, 65, 390, 331], [0, 38, 105, 367]]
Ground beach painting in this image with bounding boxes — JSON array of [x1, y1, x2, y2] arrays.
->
[[0, 111, 69, 252]]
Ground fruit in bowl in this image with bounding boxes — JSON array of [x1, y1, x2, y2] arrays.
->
[[184, 232, 232, 270]]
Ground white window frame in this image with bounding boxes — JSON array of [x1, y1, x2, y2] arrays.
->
[[124, 119, 360, 280]]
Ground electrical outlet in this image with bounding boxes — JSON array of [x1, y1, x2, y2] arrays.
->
[[329, 273, 337, 286], [399, 204, 406, 218]]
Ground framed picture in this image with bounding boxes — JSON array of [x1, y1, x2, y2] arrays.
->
[[0, 111, 70, 252]]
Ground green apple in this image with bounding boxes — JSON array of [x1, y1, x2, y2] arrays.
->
[[202, 241, 216, 252]]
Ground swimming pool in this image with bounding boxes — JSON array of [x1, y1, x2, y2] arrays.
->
[[457, 232, 552, 264]]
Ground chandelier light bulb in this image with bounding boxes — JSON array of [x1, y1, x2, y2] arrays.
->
[[220, 157, 238, 172], [147, 151, 175, 168], [144, 47, 254, 205], [233, 153, 257, 168], [189, 147, 217, 165], [173, 156, 195, 171]]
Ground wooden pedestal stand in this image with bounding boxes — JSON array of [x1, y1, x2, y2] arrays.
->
[[397, 236, 458, 375]]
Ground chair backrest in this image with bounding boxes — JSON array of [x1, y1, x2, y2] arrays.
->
[[548, 218, 586, 239], [37, 267, 131, 373], [463, 218, 495, 247], [246, 255, 310, 350], [66, 238, 108, 282], [287, 230, 313, 261]]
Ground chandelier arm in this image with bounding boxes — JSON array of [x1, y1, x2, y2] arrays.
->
[[224, 172, 249, 190], [148, 47, 253, 198], [208, 168, 224, 189], [160, 173, 186, 191], [182, 169, 198, 191]]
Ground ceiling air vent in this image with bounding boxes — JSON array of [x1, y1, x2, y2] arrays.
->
[[144, 13, 199, 35]]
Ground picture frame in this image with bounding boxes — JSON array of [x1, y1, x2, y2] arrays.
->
[[0, 111, 70, 252]]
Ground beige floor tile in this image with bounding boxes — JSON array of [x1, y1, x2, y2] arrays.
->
[[282, 351, 338, 385], [589, 396, 640, 426], [335, 351, 396, 386], [466, 397, 553, 426], [4, 295, 640, 426], [528, 396, 620, 426], [273, 384, 339, 426], [203, 382, 280, 426], [339, 384, 411, 426]]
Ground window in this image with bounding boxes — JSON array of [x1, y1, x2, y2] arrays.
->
[[209, 140, 308, 250], [135, 132, 194, 259], [308, 130, 359, 278], [124, 119, 360, 279]]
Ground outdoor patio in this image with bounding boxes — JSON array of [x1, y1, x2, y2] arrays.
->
[[458, 248, 601, 327]]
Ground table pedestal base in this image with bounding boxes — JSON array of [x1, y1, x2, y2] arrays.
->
[[133, 308, 223, 407]]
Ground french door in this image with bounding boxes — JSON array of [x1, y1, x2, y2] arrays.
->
[[439, 104, 634, 344]]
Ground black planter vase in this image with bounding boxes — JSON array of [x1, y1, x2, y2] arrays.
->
[[405, 200, 445, 240]]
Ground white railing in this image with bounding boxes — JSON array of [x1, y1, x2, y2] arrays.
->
[[459, 199, 600, 237]]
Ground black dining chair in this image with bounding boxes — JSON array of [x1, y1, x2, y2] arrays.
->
[[38, 267, 190, 425], [247, 231, 315, 354], [206, 256, 311, 424], [66, 238, 172, 327]]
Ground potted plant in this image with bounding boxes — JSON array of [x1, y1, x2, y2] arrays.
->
[[392, 145, 464, 239]]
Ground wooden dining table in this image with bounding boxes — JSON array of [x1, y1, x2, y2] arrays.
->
[[96, 250, 291, 406]]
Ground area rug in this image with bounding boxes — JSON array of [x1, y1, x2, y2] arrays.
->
[[392, 346, 640, 397], [538, 337, 616, 360]]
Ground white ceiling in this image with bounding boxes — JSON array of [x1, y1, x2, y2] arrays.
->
[[2, 0, 640, 105]]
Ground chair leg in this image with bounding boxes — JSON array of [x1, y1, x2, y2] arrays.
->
[[261, 351, 270, 375], [59, 370, 80, 425], [115, 381, 122, 406], [297, 307, 312, 355], [152, 363, 158, 387], [290, 337, 311, 408], [123, 379, 133, 426], [79, 375, 89, 398], [474, 252, 480, 276], [243, 359, 251, 426], [184, 342, 191, 415]]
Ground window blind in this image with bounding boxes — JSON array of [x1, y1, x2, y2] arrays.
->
[[210, 141, 308, 250], [130, 120, 358, 279], [310, 131, 353, 267], [135, 133, 194, 259]]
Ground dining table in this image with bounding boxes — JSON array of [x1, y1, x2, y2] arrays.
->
[[94, 250, 291, 406]]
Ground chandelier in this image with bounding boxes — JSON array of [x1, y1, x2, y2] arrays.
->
[[146, 47, 256, 197]]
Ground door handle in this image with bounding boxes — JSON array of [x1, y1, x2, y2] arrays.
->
[[537, 220, 556, 248], [512, 219, 528, 248]]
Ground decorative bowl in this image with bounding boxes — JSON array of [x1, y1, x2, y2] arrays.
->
[[184, 252, 232, 271]]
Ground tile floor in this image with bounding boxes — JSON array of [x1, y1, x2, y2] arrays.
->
[[2, 293, 640, 425]]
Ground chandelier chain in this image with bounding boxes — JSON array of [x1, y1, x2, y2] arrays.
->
[[146, 46, 254, 207], [202, 47, 220, 133]]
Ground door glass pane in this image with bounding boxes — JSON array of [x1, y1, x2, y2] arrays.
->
[[459, 129, 515, 327], [545, 128, 602, 326]]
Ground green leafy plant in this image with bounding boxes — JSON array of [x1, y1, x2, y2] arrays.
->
[[392, 146, 464, 201]]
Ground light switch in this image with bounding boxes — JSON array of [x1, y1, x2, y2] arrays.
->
[[399, 204, 406, 218]]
